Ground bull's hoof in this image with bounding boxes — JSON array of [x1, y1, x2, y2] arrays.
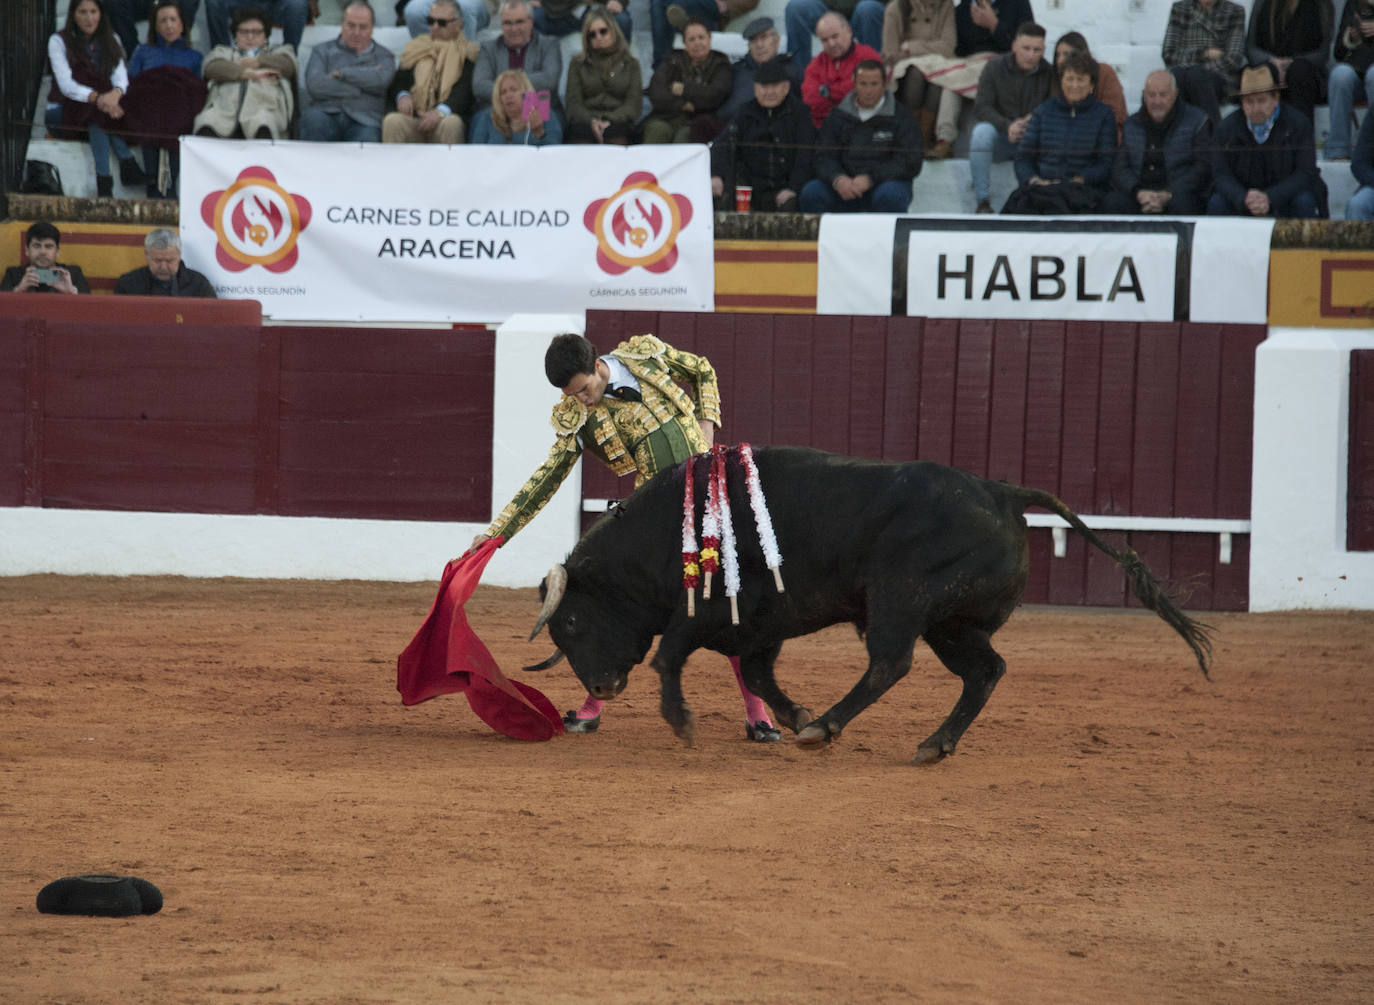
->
[[912, 743, 951, 766], [670, 710, 696, 747], [795, 722, 832, 748]]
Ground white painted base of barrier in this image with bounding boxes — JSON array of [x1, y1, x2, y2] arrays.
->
[[1250, 327, 1374, 612]]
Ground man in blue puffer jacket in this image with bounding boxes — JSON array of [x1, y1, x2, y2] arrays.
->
[[1008, 49, 1116, 213], [1104, 68, 1212, 214]]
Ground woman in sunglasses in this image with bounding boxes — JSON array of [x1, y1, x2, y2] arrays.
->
[[564, 7, 643, 144]]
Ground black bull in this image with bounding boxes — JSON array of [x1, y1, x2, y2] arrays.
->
[[526, 446, 1212, 763]]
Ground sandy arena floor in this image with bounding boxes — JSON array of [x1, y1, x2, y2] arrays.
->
[[2, 574, 1371, 1004]]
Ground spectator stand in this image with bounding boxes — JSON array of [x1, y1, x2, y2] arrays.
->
[[18, 0, 1371, 213]]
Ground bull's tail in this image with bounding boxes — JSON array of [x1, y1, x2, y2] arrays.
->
[[1015, 488, 1214, 680]]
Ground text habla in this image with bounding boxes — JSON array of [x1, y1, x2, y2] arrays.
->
[[937, 253, 1145, 302]]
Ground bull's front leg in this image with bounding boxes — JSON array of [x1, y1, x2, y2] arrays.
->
[[737, 643, 813, 735], [650, 639, 694, 746]]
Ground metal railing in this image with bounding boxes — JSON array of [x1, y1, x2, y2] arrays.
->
[[1, 0, 57, 201]]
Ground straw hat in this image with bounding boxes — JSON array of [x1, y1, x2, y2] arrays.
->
[[1232, 64, 1281, 98]]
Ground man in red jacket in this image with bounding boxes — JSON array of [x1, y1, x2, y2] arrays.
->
[[801, 11, 882, 127]]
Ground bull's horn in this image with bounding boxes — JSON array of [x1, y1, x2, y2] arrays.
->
[[522, 650, 566, 672], [528, 563, 567, 640]]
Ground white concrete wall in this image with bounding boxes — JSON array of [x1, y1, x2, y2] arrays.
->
[[1250, 328, 1374, 612], [0, 314, 587, 588]]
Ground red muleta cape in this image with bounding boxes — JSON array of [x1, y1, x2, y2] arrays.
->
[[396, 538, 564, 741]]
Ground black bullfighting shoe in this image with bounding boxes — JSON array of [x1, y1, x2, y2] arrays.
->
[[562, 710, 601, 734], [745, 720, 782, 742]]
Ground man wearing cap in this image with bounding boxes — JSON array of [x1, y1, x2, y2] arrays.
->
[[802, 11, 883, 128], [719, 17, 805, 121], [1208, 63, 1325, 217], [712, 58, 817, 210], [650, 0, 760, 69]]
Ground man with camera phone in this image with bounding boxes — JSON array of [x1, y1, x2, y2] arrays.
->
[[2, 221, 90, 294]]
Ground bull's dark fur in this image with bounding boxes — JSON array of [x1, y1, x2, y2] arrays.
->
[[533, 446, 1213, 762]]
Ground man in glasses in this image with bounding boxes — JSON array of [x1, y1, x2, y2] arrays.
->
[[402, 0, 490, 41], [383, 0, 478, 143], [206, 0, 307, 50], [473, 0, 562, 117]]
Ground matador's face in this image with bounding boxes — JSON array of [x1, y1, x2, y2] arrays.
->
[[562, 359, 610, 408]]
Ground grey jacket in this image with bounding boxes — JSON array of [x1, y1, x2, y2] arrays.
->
[[472, 33, 562, 104], [973, 50, 1052, 136], [304, 37, 397, 127]]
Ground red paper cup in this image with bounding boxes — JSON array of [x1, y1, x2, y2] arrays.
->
[[735, 185, 752, 213]]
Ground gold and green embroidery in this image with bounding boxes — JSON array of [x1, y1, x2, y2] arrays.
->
[[485, 336, 723, 542]]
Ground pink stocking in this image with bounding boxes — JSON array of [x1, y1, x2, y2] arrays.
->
[[729, 656, 772, 725], [574, 694, 604, 720]]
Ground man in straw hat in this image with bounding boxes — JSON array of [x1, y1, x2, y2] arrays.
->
[[1207, 62, 1325, 217]]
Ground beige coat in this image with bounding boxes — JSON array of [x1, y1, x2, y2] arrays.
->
[[881, 0, 956, 67], [194, 43, 297, 139]]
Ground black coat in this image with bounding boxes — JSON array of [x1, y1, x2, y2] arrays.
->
[[711, 92, 816, 194], [718, 52, 806, 121], [1212, 102, 1325, 213], [1112, 100, 1212, 203], [1, 263, 90, 293], [388, 58, 475, 122], [114, 263, 218, 298], [955, 0, 1035, 56], [813, 91, 923, 186]]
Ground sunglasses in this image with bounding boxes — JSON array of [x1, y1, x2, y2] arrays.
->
[[589, 26, 611, 37], [426, 16, 455, 25]]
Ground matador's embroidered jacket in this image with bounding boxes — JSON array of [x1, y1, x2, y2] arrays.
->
[[484, 334, 723, 542]]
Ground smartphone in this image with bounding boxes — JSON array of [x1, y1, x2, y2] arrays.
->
[[520, 89, 551, 123], [33, 267, 59, 285]]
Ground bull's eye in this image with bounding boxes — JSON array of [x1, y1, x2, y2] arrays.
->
[[562, 613, 578, 636]]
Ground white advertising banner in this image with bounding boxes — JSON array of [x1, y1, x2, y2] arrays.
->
[[907, 229, 1180, 321], [179, 138, 714, 322], [816, 216, 1275, 324]]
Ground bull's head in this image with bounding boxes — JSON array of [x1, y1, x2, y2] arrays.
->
[[524, 563, 649, 700]]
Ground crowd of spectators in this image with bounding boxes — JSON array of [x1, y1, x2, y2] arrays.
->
[[26, 0, 1374, 222]]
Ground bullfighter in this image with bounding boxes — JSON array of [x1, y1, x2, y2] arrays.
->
[[469, 332, 782, 741]]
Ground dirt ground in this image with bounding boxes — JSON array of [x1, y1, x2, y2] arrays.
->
[[1, 574, 1371, 1004]]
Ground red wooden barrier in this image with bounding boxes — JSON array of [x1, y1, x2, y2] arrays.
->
[[0, 305, 494, 522], [585, 310, 1264, 611], [1351, 350, 1374, 551], [1, 298, 1268, 609]]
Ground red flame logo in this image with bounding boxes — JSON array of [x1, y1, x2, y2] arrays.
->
[[584, 171, 692, 275], [201, 166, 311, 273]]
